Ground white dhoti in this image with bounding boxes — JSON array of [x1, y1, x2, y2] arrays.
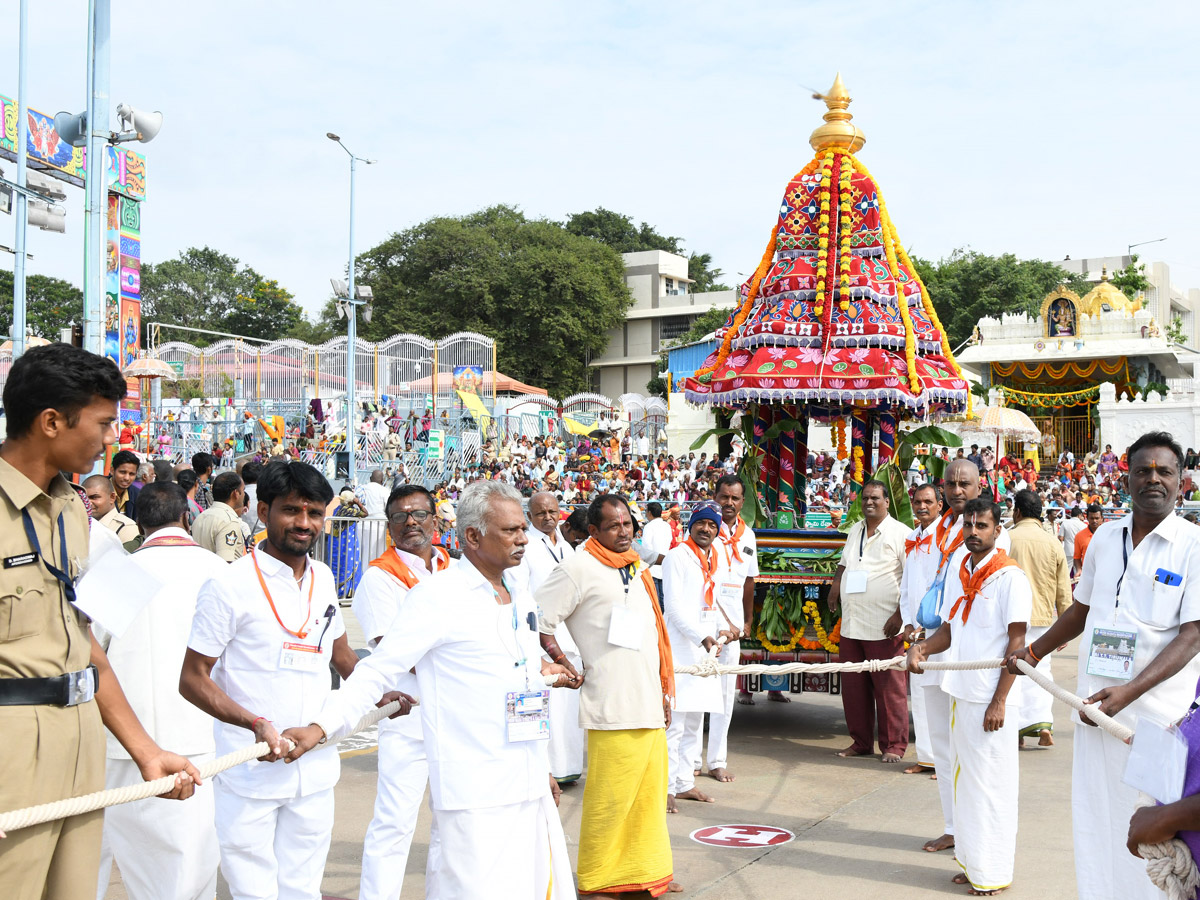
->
[[666, 711, 705, 795], [910, 676, 934, 767], [547, 650, 585, 781], [1017, 624, 1056, 735], [429, 794, 574, 900], [1073, 721, 1165, 899], [949, 697, 1019, 892], [705, 639, 740, 771], [921, 681, 955, 836], [96, 754, 219, 900], [213, 782, 334, 900], [360, 719, 440, 900]]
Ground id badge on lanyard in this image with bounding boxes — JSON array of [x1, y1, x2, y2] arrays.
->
[[1087, 528, 1137, 681], [608, 566, 643, 649], [506, 690, 550, 742]]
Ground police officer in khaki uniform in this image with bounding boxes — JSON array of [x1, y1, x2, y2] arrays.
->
[[0, 344, 199, 900], [190, 472, 247, 563]]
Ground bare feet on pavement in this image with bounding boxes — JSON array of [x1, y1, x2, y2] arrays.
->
[[667, 794, 678, 814], [836, 745, 871, 759], [924, 833, 955, 852], [708, 767, 734, 782], [667, 883, 684, 893], [904, 763, 932, 774], [736, 691, 755, 706], [675, 786, 715, 804], [1039, 729, 1054, 746], [881, 752, 903, 763], [767, 691, 790, 703]]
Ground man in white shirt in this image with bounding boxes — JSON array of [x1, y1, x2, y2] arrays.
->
[[705, 474, 759, 782], [87, 483, 227, 900], [1059, 506, 1087, 576], [180, 461, 360, 900], [663, 502, 734, 812], [909, 497, 1031, 895], [828, 480, 911, 763], [522, 491, 585, 784], [360, 469, 392, 562], [289, 481, 580, 900], [1012, 432, 1200, 900], [898, 483, 942, 774], [640, 501, 673, 607], [351, 484, 453, 900]]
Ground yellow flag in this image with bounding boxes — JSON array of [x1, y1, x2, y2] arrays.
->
[[456, 390, 492, 433], [562, 414, 593, 437]]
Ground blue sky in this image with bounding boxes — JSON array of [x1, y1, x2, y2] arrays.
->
[[4, 0, 1200, 320]]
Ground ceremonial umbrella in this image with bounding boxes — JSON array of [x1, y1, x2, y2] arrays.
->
[[959, 406, 1042, 500], [122, 357, 178, 456]]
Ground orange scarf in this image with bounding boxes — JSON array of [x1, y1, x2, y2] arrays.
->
[[905, 532, 933, 555], [934, 511, 965, 572], [684, 538, 718, 610], [369, 545, 452, 588], [583, 538, 675, 702], [949, 549, 1020, 624], [719, 516, 746, 564]]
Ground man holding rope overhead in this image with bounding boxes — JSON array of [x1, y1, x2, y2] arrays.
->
[[537, 493, 680, 897], [0, 344, 199, 900], [1010, 431, 1200, 900], [909, 497, 1031, 896], [291, 481, 580, 900], [180, 461, 361, 900]]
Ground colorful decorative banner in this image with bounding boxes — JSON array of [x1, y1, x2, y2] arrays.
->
[[851, 409, 870, 489], [452, 365, 483, 396], [877, 412, 897, 464], [990, 358, 1126, 382], [791, 406, 809, 522]]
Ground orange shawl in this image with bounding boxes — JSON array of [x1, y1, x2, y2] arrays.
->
[[949, 549, 1020, 624], [719, 516, 746, 564], [584, 538, 675, 703], [368, 545, 451, 588], [683, 537, 718, 610]]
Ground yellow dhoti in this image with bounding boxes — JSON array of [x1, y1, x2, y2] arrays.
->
[[578, 728, 673, 896]]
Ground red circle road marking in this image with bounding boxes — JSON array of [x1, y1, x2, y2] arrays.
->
[[689, 824, 795, 848]]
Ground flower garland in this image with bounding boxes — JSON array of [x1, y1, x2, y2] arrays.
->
[[833, 418, 848, 460], [695, 159, 820, 380], [837, 153, 854, 312], [802, 600, 841, 653], [991, 358, 1126, 380], [813, 150, 836, 318], [852, 445, 865, 484], [999, 384, 1101, 408], [757, 624, 800, 654]]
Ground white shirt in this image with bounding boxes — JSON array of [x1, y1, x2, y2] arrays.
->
[[522, 524, 570, 595], [1075, 513, 1200, 725], [837, 516, 910, 640], [352, 547, 452, 737], [188, 549, 346, 799], [899, 520, 940, 627], [940, 546, 1033, 704], [1060, 516, 1086, 565], [361, 481, 391, 518], [641, 517, 673, 580], [718, 519, 759, 585], [662, 542, 733, 712], [316, 558, 550, 812], [90, 527, 226, 758]]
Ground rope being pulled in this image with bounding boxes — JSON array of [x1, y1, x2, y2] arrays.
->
[[0, 698, 407, 835]]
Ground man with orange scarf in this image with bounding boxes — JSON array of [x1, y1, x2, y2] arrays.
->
[[350, 484, 453, 900], [907, 498, 1031, 896], [536, 493, 680, 897], [663, 502, 734, 813]]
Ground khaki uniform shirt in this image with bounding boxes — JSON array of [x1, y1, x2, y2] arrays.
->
[[191, 502, 246, 562], [98, 508, 139, 544], [1007, 517, 1072, 627]]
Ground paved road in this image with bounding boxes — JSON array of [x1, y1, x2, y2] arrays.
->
[[105, 628, 1087, 898]]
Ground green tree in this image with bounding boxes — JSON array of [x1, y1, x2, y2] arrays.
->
[[564, 207, 681, 254], [913, 250, 1092, 348], [1109, 254, 1152, 302], [687, 251, 731, 293], [225, 279, 303, 341], [673, 305, 735, 347], [141, 247, 303, 344], [0, 271, 82, 339], [357, 205, 633, 396]]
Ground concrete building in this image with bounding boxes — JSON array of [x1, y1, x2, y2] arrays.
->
[[1057, 256, 1200, 347], [590, 250, 735, 397]]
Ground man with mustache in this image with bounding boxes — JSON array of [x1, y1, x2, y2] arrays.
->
[[1010, 432, 1200, 900], [180, 461, 360, 900], [351, 484, 453, 900], [898, 482, 942, 774]]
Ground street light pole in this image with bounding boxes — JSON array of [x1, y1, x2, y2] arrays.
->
[[12, 0, 29, 358], [327, 133, 374, 486], [83, 0, 111, 356], [1127, 237, 1166, 259]]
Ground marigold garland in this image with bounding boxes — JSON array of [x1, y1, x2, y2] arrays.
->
[[852, 445, 865, 484], [802, 600, 841, 653], [833, 418, 848, 460], [757, 624, 800, 654], [837, 154, 854, 312], [813, 150, 836, 317], [695, 160, 820, 379]]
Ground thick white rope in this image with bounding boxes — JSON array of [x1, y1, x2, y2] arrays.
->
[[0, 697, 408, 835]]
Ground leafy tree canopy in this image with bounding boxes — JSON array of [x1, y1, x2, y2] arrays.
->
[[356, 205, 633, 397], [913, 249, 1092, 349], [0, 270, 82, 340], [140, 247, 304, 344], [673, 305, 735, 347]]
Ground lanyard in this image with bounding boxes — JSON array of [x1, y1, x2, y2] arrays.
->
[[21, 509, 75, 605], [859, 523, 867, 559], [1115, 526, 1130, 612], [250, 548, 315, 639], [544, 536, 564, 564], [496, 576, 530, 687]]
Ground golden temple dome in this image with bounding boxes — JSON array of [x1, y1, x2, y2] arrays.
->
[[1079, 266, 1141, 315], [809, 73, 866, 153]]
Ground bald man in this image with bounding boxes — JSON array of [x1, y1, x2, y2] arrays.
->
[[84, 474, 139, 542], [523, 491, 585, 783]]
